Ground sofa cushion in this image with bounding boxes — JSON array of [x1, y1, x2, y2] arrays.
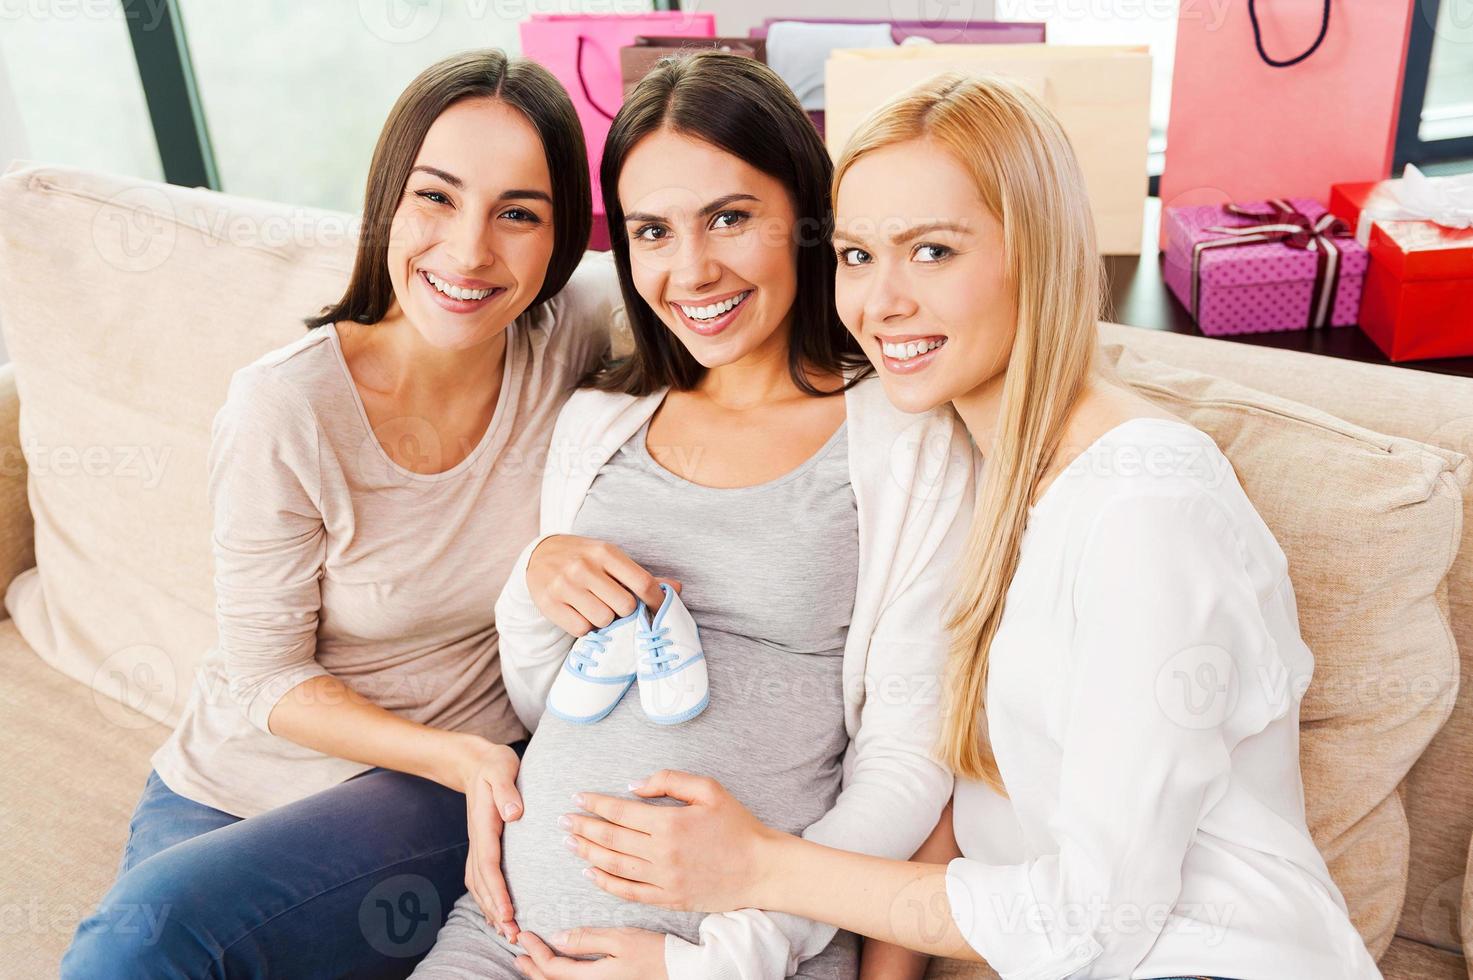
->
[[1377, 935, 1468, 980], [1102, 339, 1469, 959], [0, 619, 169, 976], [0, 162, 354, 725], [1465, 833, 1473, 979], [1101, 322, 1473, 955]]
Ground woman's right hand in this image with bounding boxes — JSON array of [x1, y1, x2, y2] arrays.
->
[[526, 535, 678, 636], [451, 735, 524, 941]]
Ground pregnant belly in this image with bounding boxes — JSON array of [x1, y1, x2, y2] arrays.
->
[[502, 647, 847, 944]]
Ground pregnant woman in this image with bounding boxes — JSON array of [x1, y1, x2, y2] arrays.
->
[[544, 75, 1384, 980], [411, 53, 973, 980], [62, 50, 623, 978]]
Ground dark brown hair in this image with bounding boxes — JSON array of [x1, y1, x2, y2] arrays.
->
[[306, 49, 591, 330], [587, 52, 869, 395]]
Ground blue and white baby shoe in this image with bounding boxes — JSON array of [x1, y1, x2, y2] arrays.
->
[[544, 606, 642, 725], [636, 583, 709, 725]]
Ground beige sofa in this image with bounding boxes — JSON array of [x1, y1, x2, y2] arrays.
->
[[0, 163, 1470, 980]]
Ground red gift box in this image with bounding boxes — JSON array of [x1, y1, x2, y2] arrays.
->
[[1330, 180, 1473, 362]]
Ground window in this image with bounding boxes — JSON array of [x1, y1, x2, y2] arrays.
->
[[1398, 0, 1473, 168], [0, 0, 162, 180], [1420, 0, 1473, 142], [172, 0, 650, 212]]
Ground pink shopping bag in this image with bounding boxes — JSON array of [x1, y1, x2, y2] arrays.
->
[[1158, 0, 1416, 246], [520, 11, 715, 247]]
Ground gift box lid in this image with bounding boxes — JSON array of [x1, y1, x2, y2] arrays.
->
[[1164, 197, 1368, 287], [1369, 220, 1473, 282]]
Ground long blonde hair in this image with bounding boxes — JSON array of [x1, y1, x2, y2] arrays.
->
[[833, 73, 1105, 789]]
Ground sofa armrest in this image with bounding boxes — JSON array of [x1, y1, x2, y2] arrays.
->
[[0, 362, 35, 607]]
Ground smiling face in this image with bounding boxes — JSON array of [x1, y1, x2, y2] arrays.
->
[[617, 128, 800, 370], [384, 97, 555, 350], [833, 138, 1017, 414]]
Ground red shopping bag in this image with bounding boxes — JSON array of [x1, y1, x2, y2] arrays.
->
[[520, 12, 715, 249], [1158, 0, 1416, 246]]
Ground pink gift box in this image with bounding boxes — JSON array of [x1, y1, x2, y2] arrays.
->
[[1163, 198, 1368, 336]]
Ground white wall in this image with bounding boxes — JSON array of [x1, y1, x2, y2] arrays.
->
[[0, 44, 28, 175]]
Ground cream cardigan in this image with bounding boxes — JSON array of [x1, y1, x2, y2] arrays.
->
[[494, 374, 975, 978]]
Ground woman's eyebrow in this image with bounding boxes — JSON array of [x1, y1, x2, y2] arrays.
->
[[500, 189, 553, 204], [834, 220, 972, 248], [409, 165, 462, 188], [408, 167, 550, 204], [624, 192, 761, 225], [888, 220, 972, 243]]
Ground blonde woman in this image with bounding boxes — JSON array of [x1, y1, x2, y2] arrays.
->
[[534, 75, 1384, 980]]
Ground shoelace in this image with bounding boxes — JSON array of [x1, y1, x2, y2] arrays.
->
[[638, 625, 678, 673], [568, 629, 611, 674]]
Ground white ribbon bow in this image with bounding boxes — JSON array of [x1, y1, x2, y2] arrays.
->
[[1355, 164, 1473, 245]]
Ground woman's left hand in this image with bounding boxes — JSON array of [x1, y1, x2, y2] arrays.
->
[[513, 927, 667, 979], [562, 770, 778, 913]]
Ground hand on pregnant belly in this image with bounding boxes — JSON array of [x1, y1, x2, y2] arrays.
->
[[513, 925, 667, 979], [563, 769, 776, 914], [455, 737, 526, 942], [528, 535, 680, 636]]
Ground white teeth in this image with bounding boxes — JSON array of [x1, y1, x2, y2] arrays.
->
[[425, 271, 493, 301], [679, 290, 750, 321], [882, 338, 947, 361]]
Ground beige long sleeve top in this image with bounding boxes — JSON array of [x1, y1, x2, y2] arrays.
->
[[151, 253, 621, 818]]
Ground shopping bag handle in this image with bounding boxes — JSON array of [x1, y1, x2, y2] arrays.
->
[[576, 34, 621, 121], [1249, 0, 1330, 68]]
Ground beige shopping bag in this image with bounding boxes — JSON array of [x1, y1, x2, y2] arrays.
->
[[825, 45, 1152, 255]]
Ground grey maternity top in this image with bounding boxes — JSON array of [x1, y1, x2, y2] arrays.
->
[[501, 413, 860, 972]]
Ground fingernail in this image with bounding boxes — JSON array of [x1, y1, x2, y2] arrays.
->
[[552, 930, 569, 944], [571, 793, 585, 807], [563, 835, 577, 851], [503, 802, 521, 819], [628, 778, 645, 791], [582, 867, 594, 879]]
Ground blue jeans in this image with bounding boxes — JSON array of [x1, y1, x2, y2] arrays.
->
[[63, 743, 527, 979]]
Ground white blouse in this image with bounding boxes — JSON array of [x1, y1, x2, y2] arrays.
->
[[946, 419, 1382, 980]]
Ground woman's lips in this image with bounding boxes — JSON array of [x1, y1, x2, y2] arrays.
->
[[670, 289, 752, 337], [418, 269, 504, 314], [878, 336, 948, 375]]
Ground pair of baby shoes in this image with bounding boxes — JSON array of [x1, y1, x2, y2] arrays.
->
[[544, 583, 709, 726]]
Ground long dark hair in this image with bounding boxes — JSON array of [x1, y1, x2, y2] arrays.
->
[[306, 49, 591, 330], [588, 51, 868, 395]]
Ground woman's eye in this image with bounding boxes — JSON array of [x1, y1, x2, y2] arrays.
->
[[914, 244, 952, 263], [837, 247, 871, 266], [415, 190, 451, 206], [711, 210, 748, 230], [501, 207, 540, 224], [634, 224, 668, 242]]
